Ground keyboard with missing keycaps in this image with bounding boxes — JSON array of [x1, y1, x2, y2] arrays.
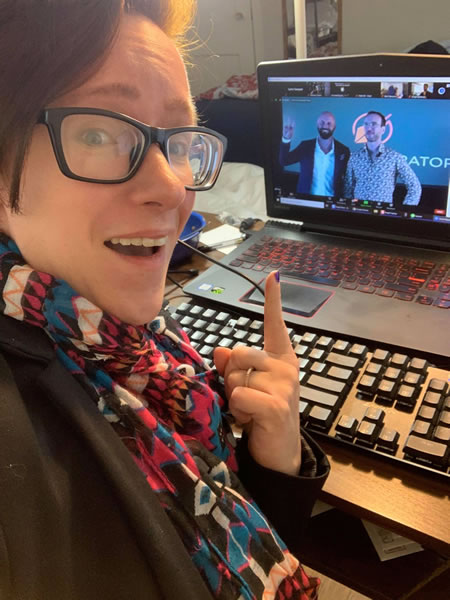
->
[[169, 299, 450, 480]]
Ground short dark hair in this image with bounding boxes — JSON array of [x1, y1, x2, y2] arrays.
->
[[365, 111, 386, 127], [0, 0, 195, 213]]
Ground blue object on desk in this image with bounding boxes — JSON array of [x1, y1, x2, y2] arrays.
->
[[170, 211, 206, 266]]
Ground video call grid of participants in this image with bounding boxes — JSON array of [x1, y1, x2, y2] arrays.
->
[[286, 80, 450, 100], [275, 82, 450, 222]]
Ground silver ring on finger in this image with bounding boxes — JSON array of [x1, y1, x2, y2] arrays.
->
[[244, 366, 255, 388]]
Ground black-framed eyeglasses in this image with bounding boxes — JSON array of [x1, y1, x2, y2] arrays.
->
[[37, 107, 227, 191]]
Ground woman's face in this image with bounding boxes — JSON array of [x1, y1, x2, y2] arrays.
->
[[0, 14, 196, 325]]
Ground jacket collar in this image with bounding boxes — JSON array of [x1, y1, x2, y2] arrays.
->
[[0, 313, 55, 363]]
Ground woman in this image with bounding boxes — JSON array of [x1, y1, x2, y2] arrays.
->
[[0, 1, 329, 598]]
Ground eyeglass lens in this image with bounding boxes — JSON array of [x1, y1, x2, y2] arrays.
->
[[60, 114, 222, 187]]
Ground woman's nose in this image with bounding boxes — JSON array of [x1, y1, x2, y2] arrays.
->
[[127, 144, 186, 209]]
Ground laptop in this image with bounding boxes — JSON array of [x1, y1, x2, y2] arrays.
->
[[184, 54, 450, 362]]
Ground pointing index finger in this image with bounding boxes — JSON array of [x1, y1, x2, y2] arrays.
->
[[263, 271, 293, 357]]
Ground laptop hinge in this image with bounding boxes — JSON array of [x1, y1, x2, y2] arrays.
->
[[268, 220, 449, 252]]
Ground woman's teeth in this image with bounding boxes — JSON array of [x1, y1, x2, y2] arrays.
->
[[109, 236, 167, 247], [105, 236, 168, 257]]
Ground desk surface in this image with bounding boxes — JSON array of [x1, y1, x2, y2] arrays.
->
[[166, 213, 450, 558]]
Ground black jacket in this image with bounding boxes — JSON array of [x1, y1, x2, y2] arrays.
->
[[0, 313, 329, 600]]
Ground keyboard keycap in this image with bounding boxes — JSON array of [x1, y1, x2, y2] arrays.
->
[[439, 411, 450, 427], [180, 316, 194, 327], [309, 348, 326, 362], [328, 366, 353, 381], [326, 352, 359, 370], [193, 318, 208, 330], [396, 384, 418, 406], [376, 379, 398, 403], [249, 320, 263, 332], [335, 415, 358, 438], [299, 400, 311, 418], [215, 312, 231, 323], [206, 322, 221, 334], [294, 344, 309, 358], [403, 435, 449, 466], [433, 426, 450, 443], [248, 333, 263, 345], [390, 353, 409, 370], [302, 332, 318, 346], [384, 367, 401, 381], [190, 330, 206, 342], [233, 330, 248, 341], [349, 344, 369, 361], [332, 340, 350, 354], [417, 406, 437, 422], [300, 386, 340, 409], [422, 391, 443, 408], [428, 378, 448, 395], [403, 371, 421, 387], [298, 357, 311, 372], [355, 421, 379, 446], [307, 374, 346, 396], [363, 407, 385, 423], [316, 336, 334, 351], [202, 308, 217, 320], [365, 362, 383, 377], [409, 358, 428, 374], [411, 420, 431, 437], [308, 405, 334, 429], [199, 345, 214, 357], [176, 302, 192, 314], [377, 427, 400, 450], [218, 338, 233, 348], [372, 349, 391, 364], [310, 362, 327, 374], [357, 374, 378, 396]]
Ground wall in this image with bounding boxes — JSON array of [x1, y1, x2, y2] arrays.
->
[[341, 0, 450, 55], [187, 0, 285, 95], [252, 0, 285, 63]]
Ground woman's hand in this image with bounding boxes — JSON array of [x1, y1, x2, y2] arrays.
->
[[214, 271, 301, 475]]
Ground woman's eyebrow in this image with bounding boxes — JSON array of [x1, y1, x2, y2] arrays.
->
[[84, 82, 198, 123], [85, 82, 140, 100]]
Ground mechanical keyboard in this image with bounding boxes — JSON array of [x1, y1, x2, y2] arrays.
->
[[169, 298, 450, 480]]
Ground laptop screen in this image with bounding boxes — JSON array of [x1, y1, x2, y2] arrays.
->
[[258, 55, 450, 246]]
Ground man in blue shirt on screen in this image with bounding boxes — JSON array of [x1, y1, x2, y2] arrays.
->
[[279, 111, 350, 197], [344, 111, 422, 205]]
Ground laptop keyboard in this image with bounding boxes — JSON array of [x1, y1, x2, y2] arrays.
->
[[229, 235, 450, 308], [170, 299, 450, 480]]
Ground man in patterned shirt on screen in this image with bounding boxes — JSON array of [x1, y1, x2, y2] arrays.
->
[[344, 110, 422, 205]]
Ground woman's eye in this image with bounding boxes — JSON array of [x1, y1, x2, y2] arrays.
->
[[79, 129, 112, 146], [171, 141, 189, 157]]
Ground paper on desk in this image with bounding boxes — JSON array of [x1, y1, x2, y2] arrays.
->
[[199, 224, 245, 255], [362, 520, 423, 561]]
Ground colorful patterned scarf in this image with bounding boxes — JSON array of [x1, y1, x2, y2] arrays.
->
[[0, 233, 318, 600]]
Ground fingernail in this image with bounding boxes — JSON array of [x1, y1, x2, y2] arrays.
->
[[275, 270, 280, 283]]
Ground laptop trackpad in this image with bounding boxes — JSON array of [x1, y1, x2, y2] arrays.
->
[[244, 279, 332, 317]]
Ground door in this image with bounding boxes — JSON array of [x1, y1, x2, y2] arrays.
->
[[187, 0, 256, 96]]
